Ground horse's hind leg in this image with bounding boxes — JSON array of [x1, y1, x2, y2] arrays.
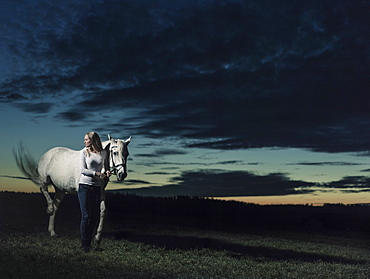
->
[[40, 184, 54, 215], [47, 187, 65, 237]]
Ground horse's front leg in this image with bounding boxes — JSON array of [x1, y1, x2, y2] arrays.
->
[[47, 188, 65, 237], [95, 184, 107, 247]]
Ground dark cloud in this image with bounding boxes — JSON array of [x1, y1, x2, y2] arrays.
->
[[215, 160, 244, 165], [289, 176, 370, 195], [116, 169, 316, 197], [15, 102, 53, 114], [56, 112, 88, 122], [291, 161, 363, 166], [0, 175, 31, 180], [0, 93, 27, 102], [323, 176, 370, 191], [136, 160, 245, 168], [110, 179, 152, 186], [145, 172, 177, 175], [136, 148, 188, 158], [1, 0, 369, 153], [161, 167, 180, 170]]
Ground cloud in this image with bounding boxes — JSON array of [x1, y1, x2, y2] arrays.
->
[[136, 148, 188, 158], [15, 102, 54, 114], [109, 179, 151, 186], [292, 176, 370, 195], [0, 93, 27, 102], [323, 176, 370, 191], [215, 160, 244, 165], [56, 111, 88, 122], [290, 161, 363, 166], [145, 172, 177, 175], [0, 175, 31, 180], [115, 169, 316, 197], [1, 0, 369, 153], [136, 159, 245, 168]]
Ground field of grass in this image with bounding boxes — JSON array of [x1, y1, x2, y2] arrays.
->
[[0, 192, 369, 278]]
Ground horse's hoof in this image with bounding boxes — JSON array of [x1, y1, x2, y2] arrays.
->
[[50, 232, 59, 238]]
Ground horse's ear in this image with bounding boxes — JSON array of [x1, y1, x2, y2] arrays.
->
[[125, 136, 131, 145], [108, 134, 112, 141]]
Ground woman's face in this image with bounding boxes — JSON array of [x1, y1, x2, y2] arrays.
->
[[84, 135, 92, 148]]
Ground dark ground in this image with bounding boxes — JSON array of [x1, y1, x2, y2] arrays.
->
[[1, 191, 370, 237]]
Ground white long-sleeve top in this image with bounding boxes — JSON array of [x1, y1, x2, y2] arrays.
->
[[79, 148, 109, 186]]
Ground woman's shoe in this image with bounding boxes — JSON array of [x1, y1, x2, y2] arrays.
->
[[82, 246, 91, 253]]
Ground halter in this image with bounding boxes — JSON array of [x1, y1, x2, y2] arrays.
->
[[109, 144, 126, 175]]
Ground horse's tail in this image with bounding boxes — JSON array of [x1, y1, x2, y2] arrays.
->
[[13, 143, 41, 186]]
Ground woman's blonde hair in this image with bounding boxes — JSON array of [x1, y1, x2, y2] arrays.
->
[[85, 132, 103, 156]]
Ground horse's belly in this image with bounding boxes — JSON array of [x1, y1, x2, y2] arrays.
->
[[38, 147, 81, 192], [48, 159, 80, 192], [50, 174, 79, 192]]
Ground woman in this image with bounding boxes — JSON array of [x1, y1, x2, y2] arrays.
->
[[78, 132, 111, 252]]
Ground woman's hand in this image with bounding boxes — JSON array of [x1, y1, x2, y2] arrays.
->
[[96, 171, 111, 179], [95, 172, 106, 179]]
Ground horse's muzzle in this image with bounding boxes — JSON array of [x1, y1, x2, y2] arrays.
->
[[117, 172, 127, 182]]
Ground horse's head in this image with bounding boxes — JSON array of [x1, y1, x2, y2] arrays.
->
[[106, 135, 131, 182]]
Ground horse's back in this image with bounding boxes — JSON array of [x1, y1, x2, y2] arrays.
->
[[38, 147, 81, 192]]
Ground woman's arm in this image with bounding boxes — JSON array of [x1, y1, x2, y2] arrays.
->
[[103, 149, 111, 177], [80, 149, 95, 177]]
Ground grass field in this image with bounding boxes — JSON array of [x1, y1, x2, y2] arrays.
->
[[0, 192, 369, 278]]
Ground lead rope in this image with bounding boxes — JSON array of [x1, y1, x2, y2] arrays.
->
[[110, 148, 117, 175]]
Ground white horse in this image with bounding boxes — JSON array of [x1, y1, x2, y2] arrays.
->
[[13, 135, 131, 246]]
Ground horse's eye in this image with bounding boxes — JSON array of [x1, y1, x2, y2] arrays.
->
[[113, 152, 118, 156]]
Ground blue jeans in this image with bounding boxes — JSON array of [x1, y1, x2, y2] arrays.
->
[[78, 184, 101, 248]]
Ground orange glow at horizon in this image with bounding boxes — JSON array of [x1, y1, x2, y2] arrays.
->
[[2, 175, 370, 206], [0, 177, 41, 193]]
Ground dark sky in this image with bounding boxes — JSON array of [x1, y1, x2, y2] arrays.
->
[[0, 0, 369, 204]]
